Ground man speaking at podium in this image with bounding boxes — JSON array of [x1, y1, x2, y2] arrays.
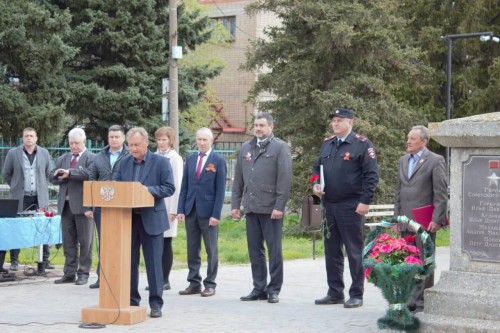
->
[[114, 127, 175, 318]]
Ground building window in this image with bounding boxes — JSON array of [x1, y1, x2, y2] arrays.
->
[[212, 16, 236, 40]]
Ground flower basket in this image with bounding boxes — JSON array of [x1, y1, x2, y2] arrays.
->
[[363, 216, 435, 331]]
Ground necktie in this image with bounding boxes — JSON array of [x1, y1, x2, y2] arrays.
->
[[408, 154, 416, 177], [336, 138, 342, 148], [196, 153, 205, 180], [70, 154, 78, 168]]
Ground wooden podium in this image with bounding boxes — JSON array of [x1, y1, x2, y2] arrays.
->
[[81, 181, 153, 325]]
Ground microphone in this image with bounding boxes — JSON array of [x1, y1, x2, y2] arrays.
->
[[22, 203, 38, 212], [18, 203, 39, 216]]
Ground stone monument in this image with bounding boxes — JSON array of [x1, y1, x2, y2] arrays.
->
[[419, 112, 500, 332]]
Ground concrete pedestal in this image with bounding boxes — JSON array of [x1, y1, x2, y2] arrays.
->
[[419, 113, 500, 332]]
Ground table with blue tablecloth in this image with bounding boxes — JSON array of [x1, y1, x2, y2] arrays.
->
[[0, 216, 61, 251]]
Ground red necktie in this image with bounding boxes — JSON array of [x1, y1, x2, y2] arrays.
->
[[196, 153, 205, 180], [70, 154, 78, 168]]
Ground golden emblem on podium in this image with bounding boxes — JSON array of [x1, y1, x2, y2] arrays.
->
[[100, 186, 115, 202]]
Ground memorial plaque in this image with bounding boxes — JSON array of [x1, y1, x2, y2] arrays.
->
[[462, 155, 500, 262]]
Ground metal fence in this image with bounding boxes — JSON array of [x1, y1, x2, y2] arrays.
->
[[0, 139, 240, 200]]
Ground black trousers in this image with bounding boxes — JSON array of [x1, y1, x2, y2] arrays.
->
[[93, 207, 102, 278], [323, 199, 365, 300], [0, 251, 6, 272], [185, 206, 218, 288], [245, 213, 283, 294], [162, 237, 173, 283], [130, 214, 164, 308]]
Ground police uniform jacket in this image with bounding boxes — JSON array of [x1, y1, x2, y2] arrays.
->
[[313, 131, 378, 204], [232, 135, 292, 214]]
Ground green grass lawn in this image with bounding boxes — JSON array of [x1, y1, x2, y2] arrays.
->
[[11, 214, 450, 269]]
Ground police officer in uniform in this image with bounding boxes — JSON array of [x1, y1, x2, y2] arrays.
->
[[312, 108, 379, 308]]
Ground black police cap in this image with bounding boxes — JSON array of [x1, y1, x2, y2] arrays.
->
[[329, 108, 355, 119]]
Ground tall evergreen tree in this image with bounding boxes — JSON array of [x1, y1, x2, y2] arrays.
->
[[53, 0, 221, 141], [399, 0, 500, 121], [244, 0, 437, 207], [0, 1, 77, 143]]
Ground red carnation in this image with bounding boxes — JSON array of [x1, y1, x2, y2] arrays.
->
[[309, 174, 320, 183], [405, 235, 415, 243]]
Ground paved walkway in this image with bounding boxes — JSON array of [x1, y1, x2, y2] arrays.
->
[[0, 247, 450, 333]]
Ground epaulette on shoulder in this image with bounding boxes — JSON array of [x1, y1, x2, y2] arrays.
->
[[354, 133, 367, 142], [324, 135, 336, 142]]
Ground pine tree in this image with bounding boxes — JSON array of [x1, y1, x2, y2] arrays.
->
[[244, 0, 437, 207], [399, 0, 500, 120], [54, 0, 221, 141], [0, 1, 77, 143]]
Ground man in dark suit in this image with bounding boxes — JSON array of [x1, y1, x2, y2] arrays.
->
[[50, 128, 95, 286], [88, 125, 129, 289], [395, 125, 448, 313], [232, 112, 293, 304], [177, 127, 227, 298], [114, 127, 175, 319]]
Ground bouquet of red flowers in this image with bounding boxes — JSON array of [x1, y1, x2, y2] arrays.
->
[[364, 233, 423, 282], [363, 216, 435, 331]]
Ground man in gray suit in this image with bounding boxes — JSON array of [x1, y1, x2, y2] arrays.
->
[[50, 128, 95, 285], [395, 125, 448, 313], [232, 112, 292, 304], [2, 127, 53, 270]]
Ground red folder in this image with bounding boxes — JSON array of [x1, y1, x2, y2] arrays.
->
[[411, 205, 449, 229]]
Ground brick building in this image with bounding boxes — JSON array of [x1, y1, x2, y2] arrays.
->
[[197, 0, 278, 144]]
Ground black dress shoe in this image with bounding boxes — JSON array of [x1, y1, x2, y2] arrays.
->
[[54, 276, 76, 284], [315, 295, 345, 305], [179, 286, 202, 295], [9, 262, 18, 271], [89, 280, 100, 289], [268, 293, 279, 303], [75, 276, 88, 285], [150, 308, 162, 318], [201, 287, 216, 297], [44, 262, 55, 270], [240, 290, 268, 301], [344, 298, 363, 308]]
